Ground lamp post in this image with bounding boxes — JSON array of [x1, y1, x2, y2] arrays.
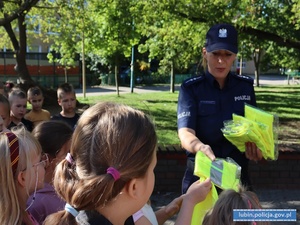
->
[[130, 20, 135, 93], [130, 45, 134, 93]]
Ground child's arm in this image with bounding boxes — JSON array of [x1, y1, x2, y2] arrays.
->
[[174, 178, 211, 225], [155, 195, 183, 225], [134, 196, 183, 225]]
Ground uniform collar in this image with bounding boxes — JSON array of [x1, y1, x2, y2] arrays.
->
[[205, 71, 233, 89]]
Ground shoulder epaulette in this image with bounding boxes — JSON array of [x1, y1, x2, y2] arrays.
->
[[183, 75, 205, 86], [232, 74, 254, 84]]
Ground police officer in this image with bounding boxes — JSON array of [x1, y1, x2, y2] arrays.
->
[[177, 23, 263, 194]]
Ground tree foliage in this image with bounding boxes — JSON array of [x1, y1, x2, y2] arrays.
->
[[0, 0, 299, 88], [0, 0, 40, 85]]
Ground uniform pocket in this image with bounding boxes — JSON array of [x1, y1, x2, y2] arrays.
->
[[198, 101, 216, 116]]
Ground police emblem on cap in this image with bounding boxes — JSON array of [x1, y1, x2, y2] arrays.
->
[[205, 23, 238, 54], [219, 28, 227, 38]]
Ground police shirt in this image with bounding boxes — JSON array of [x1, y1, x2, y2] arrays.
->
[[177, 71, 256, 160]]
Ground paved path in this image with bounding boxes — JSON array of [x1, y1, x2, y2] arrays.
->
[[75, 75, 290, 97]]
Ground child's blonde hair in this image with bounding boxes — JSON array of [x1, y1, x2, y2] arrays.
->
[[8, 88, 27, 105], [44, 102, 157, 225], [0, 126, 42, 225]]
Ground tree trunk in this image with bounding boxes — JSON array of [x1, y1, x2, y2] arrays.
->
[[170, 61, 175, 93], [115, 65, 119, 96], [253, 49, 261, 87], [16, 14, 35, 86]]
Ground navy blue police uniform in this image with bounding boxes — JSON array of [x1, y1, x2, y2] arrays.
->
[[177, 71, 256, 193]]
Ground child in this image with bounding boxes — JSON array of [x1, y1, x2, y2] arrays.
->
[[25, 86, 50, 128], [4, 80, 15, 97], [51, 83, 80, 129], [0, 126, 48, 225], [203, 186, 270, 225], [44, 102, 211, 225], [27, 120, 73, 225], [8, 88, 33, 131], [133, 197, 183, 225], [0, 94, 11, 132]]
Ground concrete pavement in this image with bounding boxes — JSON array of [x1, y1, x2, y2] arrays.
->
[[75, 74, 290, 97]]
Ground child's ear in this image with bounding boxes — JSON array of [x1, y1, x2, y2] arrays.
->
[[17, 171, 27, 188], [125, 178, 140, 200]]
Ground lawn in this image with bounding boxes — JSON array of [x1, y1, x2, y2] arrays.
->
[[77, 92, 180, 146], [77, 85, 300, 151]]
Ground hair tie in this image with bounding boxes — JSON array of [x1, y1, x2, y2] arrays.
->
[[247, 199, 252, 209], [65, 203, 79, 217], [65, 153, 75, 165], [4, 132, 19, 175], [107, 167, 120, 181]]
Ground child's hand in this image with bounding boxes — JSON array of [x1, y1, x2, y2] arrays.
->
[[184, 178, 212, 205], [164, 195, 184, 217], [173, 178, 212, 225]]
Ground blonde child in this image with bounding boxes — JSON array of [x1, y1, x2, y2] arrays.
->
[[51, 83, 80, 129], [0, 126, 48, 225], [44, 102, 211, 225], [25, 86, 50, 128], [8, 88, 33, 131]]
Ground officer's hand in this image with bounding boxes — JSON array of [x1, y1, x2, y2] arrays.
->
[[245, 142, 263, 161], [199, 144, 216, 161]]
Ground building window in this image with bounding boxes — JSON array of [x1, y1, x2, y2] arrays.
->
[[237, 61, 246, 68]]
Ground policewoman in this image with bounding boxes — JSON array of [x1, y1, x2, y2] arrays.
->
[[177, 24, 263, 194]]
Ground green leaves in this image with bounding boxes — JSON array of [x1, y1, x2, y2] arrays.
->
[[0, 0, 299, 81]]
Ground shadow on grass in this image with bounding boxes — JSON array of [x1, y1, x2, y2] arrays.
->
[[256, 86, 300, 120]]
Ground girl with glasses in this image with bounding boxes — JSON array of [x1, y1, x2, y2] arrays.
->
[[0, 126, 46, 225]]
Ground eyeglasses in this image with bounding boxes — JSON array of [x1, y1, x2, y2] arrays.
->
[[34, 153, 49, 168], [22, 153, 49, 171]]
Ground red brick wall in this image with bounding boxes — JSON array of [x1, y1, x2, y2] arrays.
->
[[249, 151, 300, 189], [0, 64, 80, 76], [154, 148, 300, 193]]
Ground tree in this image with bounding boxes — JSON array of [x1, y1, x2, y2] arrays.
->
[[0, 0, 40, 86], [86, 0, 140, 95], [134, 0, 300, 88], [133, 1, 207, 92], [35, 0, 140, 96], [2, 0, 299, 90]]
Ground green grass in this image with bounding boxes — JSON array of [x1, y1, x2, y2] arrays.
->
[[77, 85, 300, 146], [255, 85, 300, 120], [77, 92, 180, 146]]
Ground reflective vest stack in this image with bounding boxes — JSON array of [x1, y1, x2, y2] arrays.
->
[[222, 104, 278, 160]]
